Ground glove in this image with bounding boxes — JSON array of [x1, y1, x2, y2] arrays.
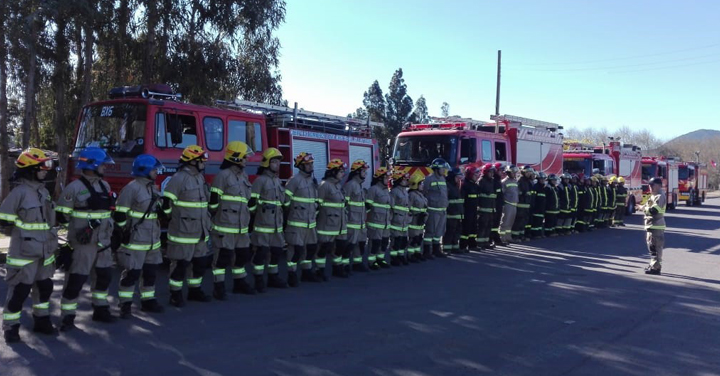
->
[[56, 243, 73, 271]]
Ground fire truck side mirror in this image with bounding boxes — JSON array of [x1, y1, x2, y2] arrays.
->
[[167, 114, 183, 145]]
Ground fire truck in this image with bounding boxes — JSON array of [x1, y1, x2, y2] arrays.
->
[[678, 162, 708, 206], [391, 114, 564, 177], [69, 84, 381, 191], [641, 156, 679, 210], [563, 140, 643, 214]]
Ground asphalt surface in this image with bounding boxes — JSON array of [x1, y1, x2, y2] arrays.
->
[[2, 198, 720, 376]]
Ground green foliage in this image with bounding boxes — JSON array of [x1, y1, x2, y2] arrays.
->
[[441, 102, 449, 117], [409, 95, 429, 124], [384, 68, 413, 136]]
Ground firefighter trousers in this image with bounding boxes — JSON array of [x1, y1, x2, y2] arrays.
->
[[349, 241, 367, 266], [499, 204, 517, 242], [647, 230, 664, 270], [460, 214, 478, 250], [511, 207, 529, 239], [492, 209, 503, 243], [530, 213, 545, 238], [61, 243, 114, 318], [212, 247, 254, 283], [369, 237, 390, 264], [614, 205, 626, 225], [477, 211, 493, 247], [2, 257, 55, 330], [117, 246, 162, 304], [444, 218, 461, 253], [544, 212, 558, 235]]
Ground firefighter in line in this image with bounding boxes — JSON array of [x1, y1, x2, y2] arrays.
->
[[366, 167, 392, 269], [162, 145, 213, 306], [250, 148, 286, 289], [574, 175, 590, 232], [569, 174, 579, 233], [317, 159, 349, 278], [512, 166, 534, 242], [637, 177, 666, 275], [499, 165, 519, 244], [389, 169, 411, 266], [407, 174, 428, 262], [113, 154, 165, 319], [598, 175, 611, 228], [557, 173, 572, 235], [491, 163, 504, 246], [477, 163, 496, 250], [592, 176, 603, 229], [459, 166, 480, 252], [585, 176, 597, 231], [444, 168, 464, 254], [345, 160, 370, 272], [208, 142, 257, 299], [1, 149, 58, 343], [608, 176, 618, 226], [283, 152, 321, 283], [423, 158, 450, 258], [525, 170, 538, 240], [56, 147, 117, 330], [530, 172, 547, 239], [614, 177, 628, 226], [544, 174, 560, 237]]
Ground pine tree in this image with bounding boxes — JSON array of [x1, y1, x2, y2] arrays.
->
[[384, 68, 413, 136], [362, 80, 385, 122], [441, 102, 449, 117], [410, 95, 429, 123]]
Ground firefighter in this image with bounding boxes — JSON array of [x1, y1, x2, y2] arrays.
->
[[491, 163, 504, 246], [317, 159, 349, 278], [389, 169, 411, 266], [345, 160, 370, 271], [366, 167, 392, 269], [557, 173, 571, 235], [209, 142, 257, 300], [530, 172, 547, 238], [614, 177, 628, 227], [113, 154, 165, 319], [592, 176, 603, 229], [512, 166, 534, 242], [499, 165, 519, 244], [599, 175, 610, 228], [574, 175, 589, 232], [444, 168, 463, 254], [544, 174, 560, 237], [407, 174, 428, 262], [1, 149, 58, 343], [569, 174, 579, 233], [477, 163, 496, 250], [525, 170, 538, 239], [459, 166, 480, 252], [608, 176, 618, 227], [423, 158, 450, 258], [56, 147, 116, 330], [585, 176, 597, 231], [162, 145, 213, 306], [637, 177, 666, 275], [250, 148, 286, 290], [283, 152, 321, 284]]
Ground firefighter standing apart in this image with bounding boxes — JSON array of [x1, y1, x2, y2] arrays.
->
[[638, 178, 666, 275], [444, 168, 463, 254], [499, 165, 519, 244], [345, 160, 370, 272], [162, 145, 213, 306], [1, 149, 58, 343], [316, 159, 349, 278], [283, 152, 321, 283], [366, 168, 392, 269], [114, 154, 165, 318], [423, 158, 450, 258], [209, 142, 257, 299], [407, 174, 428, 262], [56, 147, 117, 330]]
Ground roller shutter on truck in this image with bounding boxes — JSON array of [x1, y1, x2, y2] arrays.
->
[[349, 144, 374, 190], [292, 138, 329, 180]]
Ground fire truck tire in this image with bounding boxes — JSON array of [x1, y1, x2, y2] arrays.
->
[[667, 195, 675, 211], [686, 189, 695, 207], [626, 197, 635, 216]]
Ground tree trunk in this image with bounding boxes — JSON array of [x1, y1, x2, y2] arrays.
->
[[82, 22, 94, 105], [114, 0, 128, 85], [0, 0, 11, 200], [21, 7, 39, 149], [53, 14, 69, 197], [142, 0, 158, 84]]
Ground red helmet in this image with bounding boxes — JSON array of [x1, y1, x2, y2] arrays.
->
[[481, 163, 494, 175], [494, 162, 502, 170], [464, 166, 478, 178]]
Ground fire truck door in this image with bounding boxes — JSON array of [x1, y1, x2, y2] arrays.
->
[[349, 144, 373, 189], [293, 138, 329, 179]]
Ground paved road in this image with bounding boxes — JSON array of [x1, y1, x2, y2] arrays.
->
[[2, 199, 720, 376]]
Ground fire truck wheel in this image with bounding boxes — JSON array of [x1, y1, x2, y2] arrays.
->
[[626, 197, 635, 216], [686, 189, 695, 207]]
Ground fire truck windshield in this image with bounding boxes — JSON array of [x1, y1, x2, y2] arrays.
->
[[74, 103, 147, 158], [563, 160, 587, 175], [393, 135, 457, 166], [678, 166, 688, 180], [642, 164, 656, 180]]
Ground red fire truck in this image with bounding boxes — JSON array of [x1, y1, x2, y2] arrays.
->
[[563, 140, 643, 214], [69, 84, 381, 191], [641, 156, 679, 210], [678, 162, 708, 206], [391, 114, 564, 177]]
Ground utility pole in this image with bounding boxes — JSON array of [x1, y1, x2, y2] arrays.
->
[[495, 50, 501, 116]]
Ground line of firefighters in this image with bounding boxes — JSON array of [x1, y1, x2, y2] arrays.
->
[[0, 142, 630, 343]]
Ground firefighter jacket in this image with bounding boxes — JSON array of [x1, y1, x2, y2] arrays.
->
[[366, 182, 392, 238], [493, 177, 504, 213], [461, 178, 480, 219], [408, 189, 428, 237], [0, 178, 57, 264], [502, 177, 519, 206], [586, 185, 597, 213], [283, 171, 318, 230], [390, 186, 410, 234], [558, 183, 571, 213], [343, 176, 366, 233], [615, 185, 628, 207], [643, 191, 666, 230], [569, 184, 578, 211], [208, 165, 252, 249], [447, 179, 463, 220], [545, 185, 559, 213], [609, 186, 617, 209], [600, 184, 610, 210], [251, 169, 285, 235], [576, 185, 589, 212], [423, 173, 448, 213], [517, 176, 533, 211], [532, 182, 547, 215], [162, 165, 211, 245], [114, 177, 162, 251], [56, 173, 114, 249], [478, 176, 496, 213], [317, 176, 347, 239]]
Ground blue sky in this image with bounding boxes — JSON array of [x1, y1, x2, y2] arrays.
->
[[276, 0, 720, 139]]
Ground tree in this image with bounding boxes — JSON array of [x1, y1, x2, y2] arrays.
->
[[348, 107, 367, 120], [410, 95, 429, 123], [0, 0, 10, 199], [441, 102, 449, 117], [362, 80, 385, 122], [384, 68, 413, 136]]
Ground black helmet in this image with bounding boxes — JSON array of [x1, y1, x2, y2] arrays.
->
[[537, 171, 547, 180], [447, 167, 462, 178], [649, 177, 663, 186]]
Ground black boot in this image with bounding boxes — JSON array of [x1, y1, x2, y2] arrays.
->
[[33, 315, 58, 335], [120, 302, 133, 319], [353, 263, 370, 272], [187, 287, 212, 302], [344, 264, 352, 277], [416, 252, 426, 262], [213, 282, 227, 301], [424, 246, 435, 260], [169, 290, 186, 307], [288, 271, 299, 287], [401, 254, 410, 265], [60, 315, 76, 332], [301, 269, 322, 282], [369, 260, 380, 270], [409, 253, 420, 263], [141, 299, 165, 313], [645, 266, 661, 275], [233, 278, 257, 294], [3, 324, 20, 343], [92, 305, 117, 323], [316, 268, 329, 282], [254, 275, 267, 293], [433, 244, 448, 258], [390, 256, 401, 266], [268, 273, 288, 288], [377, 258, 391, 269], [332, 265, 348, 278]]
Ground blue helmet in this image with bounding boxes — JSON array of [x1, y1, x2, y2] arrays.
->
[[132, 154, 164, 178], [76, 147, 114, 171], [431, 158, 450, 170]]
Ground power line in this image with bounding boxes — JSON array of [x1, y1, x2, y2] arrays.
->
[[508, 53, 720, 72], [610, 58, 720, 74]]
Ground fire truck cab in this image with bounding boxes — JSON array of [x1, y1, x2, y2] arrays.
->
[[678, 162, 708, 206], [641, 156, 679, 210]]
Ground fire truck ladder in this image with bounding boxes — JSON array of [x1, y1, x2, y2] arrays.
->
[[490, 114, 562, 132]]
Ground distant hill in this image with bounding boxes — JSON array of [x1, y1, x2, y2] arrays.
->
[[666, 129, 720, 144]]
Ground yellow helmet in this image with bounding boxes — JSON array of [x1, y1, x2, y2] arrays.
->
[[327, 158, 347, 171], [15, 148, 52, 170], [374, 167, 390, 179], [617, 176, 625, 184], [181, 145, 208, 163], [225, 141, 252, 164], [350, 159, 369, 172], [591, 176, 599, 184], [294, 152, 314, 168], [392, 169, 410, 181], [608, 176, 617, 183], [409, 173, 425, 190], [260, 148, 283, 168]]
